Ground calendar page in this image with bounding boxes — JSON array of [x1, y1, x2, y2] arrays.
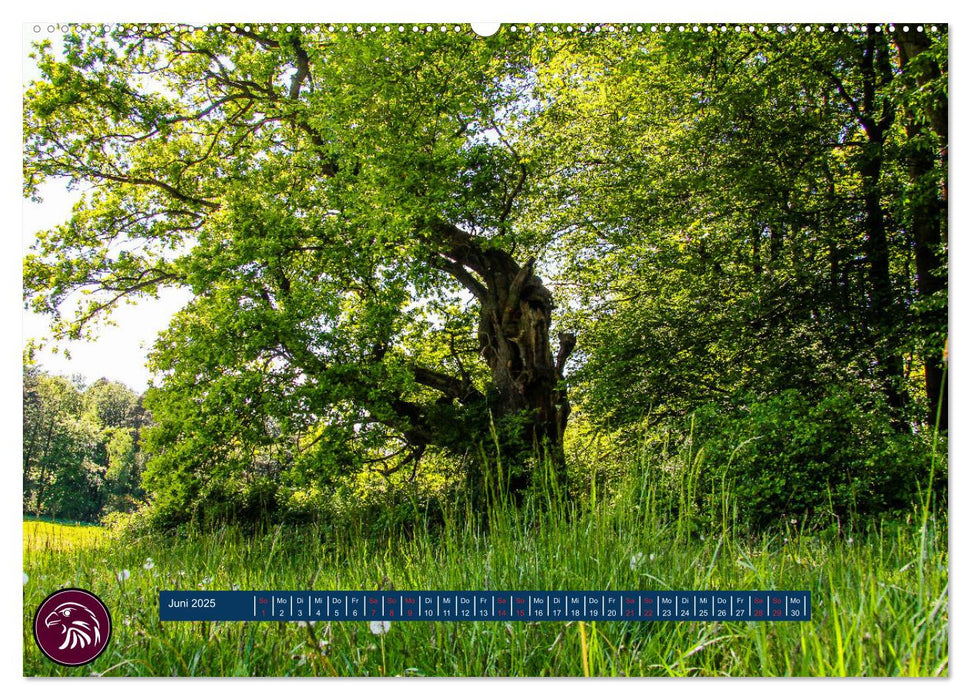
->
[[20, 10, 949, 682]]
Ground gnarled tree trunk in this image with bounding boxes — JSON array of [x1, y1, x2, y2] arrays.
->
[[429, 221, 575, 497]]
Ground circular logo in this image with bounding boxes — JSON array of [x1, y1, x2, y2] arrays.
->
[[33, 588, 112, 666]]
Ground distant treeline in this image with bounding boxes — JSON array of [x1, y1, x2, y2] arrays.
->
[[23, 366, 148, 523]]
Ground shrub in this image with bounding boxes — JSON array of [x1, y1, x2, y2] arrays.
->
[[689, 386, 945, 530]]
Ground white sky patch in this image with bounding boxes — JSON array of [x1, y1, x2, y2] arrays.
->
[[23, 180, 193, 392]]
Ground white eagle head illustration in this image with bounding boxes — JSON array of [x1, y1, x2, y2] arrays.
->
[[44, 601, 102, 651]]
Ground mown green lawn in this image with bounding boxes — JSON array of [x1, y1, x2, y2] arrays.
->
[[22, 501, 947, 677]]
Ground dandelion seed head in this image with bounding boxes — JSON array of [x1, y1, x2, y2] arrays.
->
[[117, 569, 130, 582], [369, 619, 391, 635]]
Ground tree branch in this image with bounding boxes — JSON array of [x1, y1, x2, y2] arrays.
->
[[555, 332, 577, 377], [490, 118, 528, 225], [410, 365, 483, 404], [288, 35, 312, 100], [426, 221, 490, 277], [433, 254, 488, 300]]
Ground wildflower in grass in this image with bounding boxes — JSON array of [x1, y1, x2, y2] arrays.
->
[[143, 558, 155, 570], [117, 569, 130, 582], [202, 576, 212, 584], [847, 537, 854, 545], [232, 583, 240, 591], [297, 621, 307, 628], [630, 553, 644, 569], [23, 572, 28, 586], [369, 620, 391, 635]]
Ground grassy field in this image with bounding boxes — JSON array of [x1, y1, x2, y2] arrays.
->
[[23, 517, 107, 553], [22, 488, 948, 678]]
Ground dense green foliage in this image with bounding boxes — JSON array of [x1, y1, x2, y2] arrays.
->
[[24, 24, 947, 530], [534, 29, 948, 429], [687, 388, 944, 529], [23, 366, 147, 521]]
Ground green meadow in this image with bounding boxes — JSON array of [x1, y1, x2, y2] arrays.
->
[[23, 488, 947, 677]]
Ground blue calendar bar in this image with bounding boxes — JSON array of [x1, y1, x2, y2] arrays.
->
[[159, 590, 810, 622]]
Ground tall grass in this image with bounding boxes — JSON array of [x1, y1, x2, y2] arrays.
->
[[23, 449, 947, 678], [23, 518, 106, 552]]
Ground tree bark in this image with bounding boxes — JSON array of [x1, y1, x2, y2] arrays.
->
[[859, 146, 905, 410], [894, 29, 949, 431], [429, 221, 574, 498], [857, 28, 906, 412]]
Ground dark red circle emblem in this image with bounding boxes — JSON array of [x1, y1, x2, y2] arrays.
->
[[33, 588, 112, 666]]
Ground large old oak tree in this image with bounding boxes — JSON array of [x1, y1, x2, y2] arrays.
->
[[25, 26, 575, 506]]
